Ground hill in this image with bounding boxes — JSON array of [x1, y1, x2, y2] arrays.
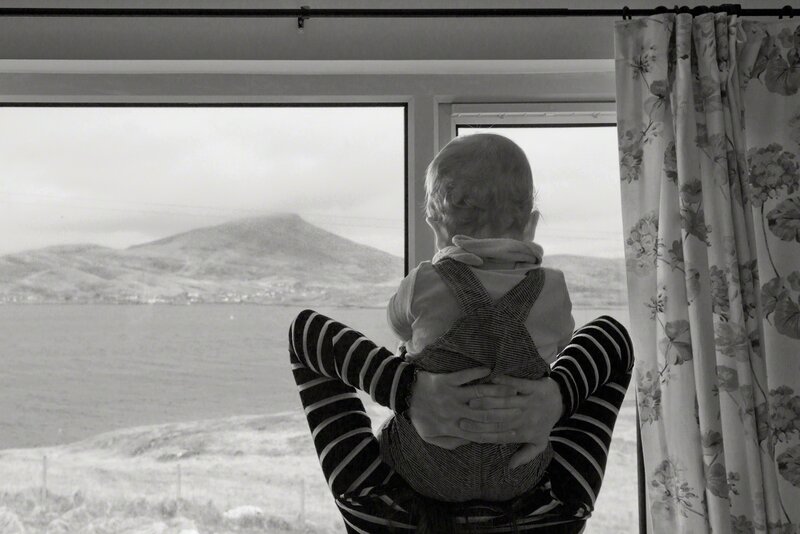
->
[[0, 214, 403, 307], [0, 216, 627, 307], [543, 254, 627, 307]]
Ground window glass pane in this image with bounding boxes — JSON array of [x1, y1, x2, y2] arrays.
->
[[458, 126, 636, 534], [0, 106, 404, 532]]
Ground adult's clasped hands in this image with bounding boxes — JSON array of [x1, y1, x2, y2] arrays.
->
[[407, 367, 564, 470]]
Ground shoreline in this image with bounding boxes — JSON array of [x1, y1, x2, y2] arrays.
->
[[0, 411, 303, 454]]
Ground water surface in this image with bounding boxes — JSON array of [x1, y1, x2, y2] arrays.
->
[[0, 304, 629, 449]]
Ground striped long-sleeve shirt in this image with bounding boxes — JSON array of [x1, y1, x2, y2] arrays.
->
[[289, 310, 633, 533]]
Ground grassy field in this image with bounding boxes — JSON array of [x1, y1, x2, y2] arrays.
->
[[0, 394, 637, 534], [0, 411, 343, 534]]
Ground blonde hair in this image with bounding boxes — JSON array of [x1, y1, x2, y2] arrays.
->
[[425, 133, 535, 240]]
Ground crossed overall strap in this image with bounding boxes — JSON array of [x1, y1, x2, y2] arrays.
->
[[432, 257, 546, 323], [426, 257, 550, 380], [382, 257, 554, 502]]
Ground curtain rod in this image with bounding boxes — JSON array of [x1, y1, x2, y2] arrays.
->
[[0, 5, 796, 21]]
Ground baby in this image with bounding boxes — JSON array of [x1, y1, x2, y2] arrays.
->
[[378, 133, 575, 503]]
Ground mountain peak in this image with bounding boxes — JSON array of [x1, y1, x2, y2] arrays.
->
[[128, 213, 308, 250]]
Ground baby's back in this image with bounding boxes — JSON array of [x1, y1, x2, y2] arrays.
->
[[379, 259, 558, 502], [402, 262, 574, 366]]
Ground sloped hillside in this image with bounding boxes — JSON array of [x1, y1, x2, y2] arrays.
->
[[0, 214, 404, 306], [0, 216, 626, 307]]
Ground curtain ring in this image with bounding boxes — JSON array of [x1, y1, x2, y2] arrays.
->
[[621, 6, 630, 20], [780, 5, 793, 19], [297, 5, 310, 31]]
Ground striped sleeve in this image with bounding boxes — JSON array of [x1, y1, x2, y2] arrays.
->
[[549, 315, 634, 420], [290, 309, 418, 413]]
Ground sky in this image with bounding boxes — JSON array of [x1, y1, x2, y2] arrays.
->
[[0, 107, 624, 258]]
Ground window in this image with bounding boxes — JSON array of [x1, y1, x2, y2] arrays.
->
[[0, 104, 406, 532], [454, 105, 637, 534], [0, 27, 625, 526]]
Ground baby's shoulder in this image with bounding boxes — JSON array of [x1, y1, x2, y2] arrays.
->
[[412, 260, 435, 276], [407, 261, 442, 293], [539, 266, 566, 281], [398, 261, 439, 294], [538, 266, 569, 293]]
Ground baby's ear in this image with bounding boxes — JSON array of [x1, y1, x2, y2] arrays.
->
[[426, 217, 450, 248], [524, 210, 540, 241]]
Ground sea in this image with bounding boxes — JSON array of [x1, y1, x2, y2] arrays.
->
[[0, 304, 630, 450]]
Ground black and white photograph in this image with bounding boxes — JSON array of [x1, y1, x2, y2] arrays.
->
[[1, 2, 799, 534]]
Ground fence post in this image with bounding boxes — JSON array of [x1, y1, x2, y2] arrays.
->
[[298, 477, 306, 528], [176, 462, 182, 516], [40, 455, 48, 511]]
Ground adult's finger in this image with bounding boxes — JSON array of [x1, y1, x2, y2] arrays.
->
[[460, 407, 522, 424], [458, 418, 519, 434], [456, 383, 517, 402], [491, 374, 541, 394], [468, 395, 529, 410], [449, 401, 480, 421], [445, 367, 492, 386], [453, 428, 518, 444], [416, 400, 474, 425]]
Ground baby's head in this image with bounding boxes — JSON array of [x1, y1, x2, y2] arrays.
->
[[424, 133, 538, 248]]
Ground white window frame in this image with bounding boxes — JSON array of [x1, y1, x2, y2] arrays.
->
[[0, 10, 629, 527], [0, 65, 616, 271], [445, 104, 645, 534], [448, 102, 617, 134]]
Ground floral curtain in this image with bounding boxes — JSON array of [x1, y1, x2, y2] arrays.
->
[[615, 13, 800, 533]]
